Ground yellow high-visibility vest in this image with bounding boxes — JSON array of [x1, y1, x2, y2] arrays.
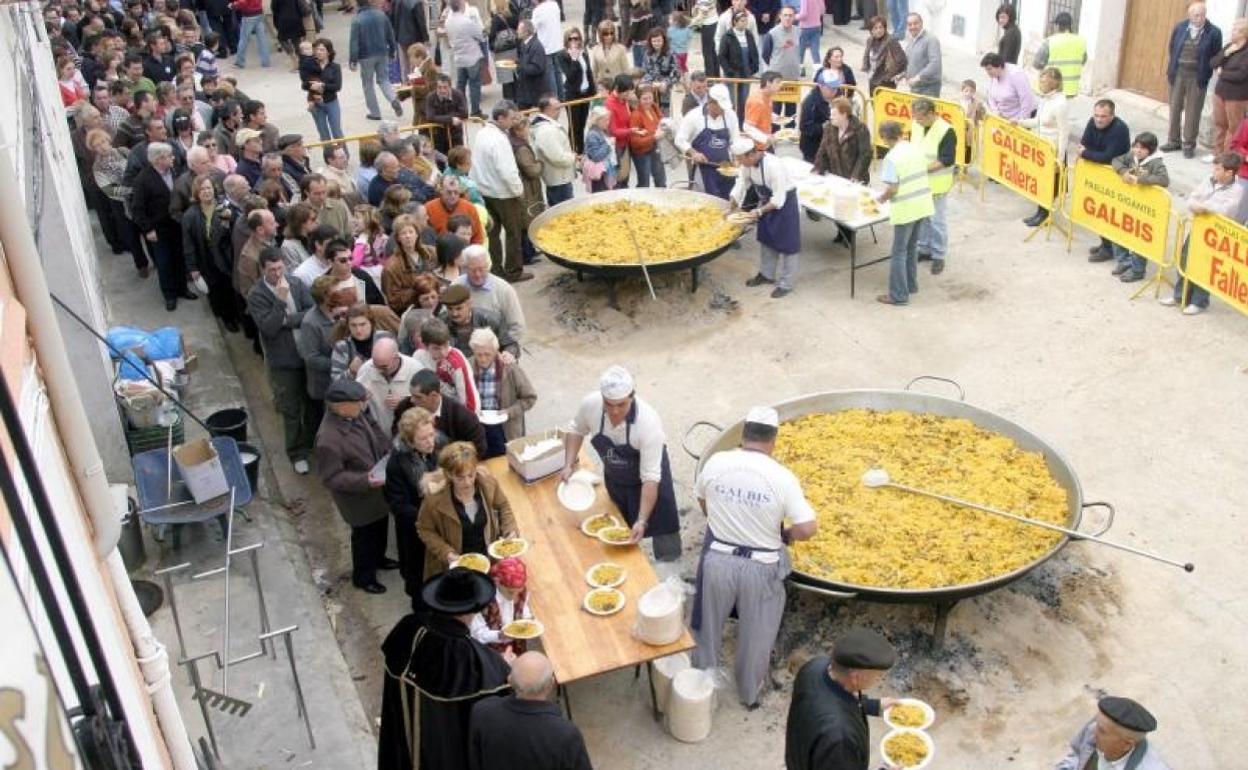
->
[[910, 117, 954, 196], [885, 141, 934, 225], [1048, 32, 1087, 97]]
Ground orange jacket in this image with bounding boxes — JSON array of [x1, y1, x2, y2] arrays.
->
[[425, 197, 485, 245], [628, 103, 662, 155], [744, 92, 773, 151]]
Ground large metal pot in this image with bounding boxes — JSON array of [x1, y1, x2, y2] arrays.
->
[[687, 377, 1114, 607], [527, 187, 745, 295]]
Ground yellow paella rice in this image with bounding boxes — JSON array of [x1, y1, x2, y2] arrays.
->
[[774, 410, 1067, 589], [883, 731, 930, 767], [888, 704, 928, 728], [531, 201, 740, 265]]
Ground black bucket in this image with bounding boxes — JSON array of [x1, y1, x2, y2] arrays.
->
[[238, 441, 261, 494], [206, 408, 248, 441]]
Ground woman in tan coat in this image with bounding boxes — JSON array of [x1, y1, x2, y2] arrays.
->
[[417, 442, 519, 579]]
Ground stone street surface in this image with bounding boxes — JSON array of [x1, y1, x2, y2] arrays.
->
[[102, 5, 1247, 769]]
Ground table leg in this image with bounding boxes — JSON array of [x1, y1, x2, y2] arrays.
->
[[646, 661, 660, 722], [559, 683, 574, 721], [849, 230, 858, 298], [690, 266, 700, 293]]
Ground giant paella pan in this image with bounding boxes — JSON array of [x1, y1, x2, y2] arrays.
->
[[686, 377, 1114, 642], [527, 188, 747, 295]]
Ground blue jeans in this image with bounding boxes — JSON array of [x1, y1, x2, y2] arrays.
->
[[1112, 243, 1147, 277], [888, 0, 908, 39], [359, 55, 398, 117], [798, 27, 821, 66], [916, 193, 947, 260], [310, 99, 344, 141], [456, 59, 483, 115], [1173, 238, 1210, 308], [888, 218, 923, 303], [632, 150, 666, 187], [632, 43, 645, 69], [546, 182, 574, 206], [235, 15, 271, 67]]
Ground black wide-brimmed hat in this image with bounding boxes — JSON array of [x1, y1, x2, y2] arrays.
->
[[422, 567, 496, 615]]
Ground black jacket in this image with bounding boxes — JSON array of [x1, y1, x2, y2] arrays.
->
[[394, 394, 486, 456], [129, 164, 177, 234], [468, 697, 593, 770], [271, 0, 306, 42], [181, 203, 228, 275], [391, 0, 429, 47], [300, 59, 343, 103], [1080, 116, 1131, 164], [515, 36, 549, 109], [785, 656, 880, 770], [717, 29, 759, 78], [382, 437, 445, 520], [557, 48, 595, 99], [142, 52, 175, 83], [798, 88, 830, 163]]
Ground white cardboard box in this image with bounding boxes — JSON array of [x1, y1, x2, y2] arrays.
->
[[505, 429, 568, 483], [172, 439, 230, 503]]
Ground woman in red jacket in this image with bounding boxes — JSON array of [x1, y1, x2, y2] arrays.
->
[[604, 73, 642, 187], [628, 84, 666, 187]]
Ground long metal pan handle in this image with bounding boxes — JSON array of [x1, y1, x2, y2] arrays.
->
[[681, 421, 723, 460], [904, 375, 966, 401], [1075, 501, 1114, 539], [669, 180, 696, 190], [787, 580, 858, 600]]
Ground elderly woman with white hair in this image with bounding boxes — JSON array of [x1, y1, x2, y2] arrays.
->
[[583, 105, 618, 192], [470, 327, 536, 458], [131, 141, 196, 310]]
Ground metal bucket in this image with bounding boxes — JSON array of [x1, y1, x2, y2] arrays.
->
[[237, 441, 261, 496]]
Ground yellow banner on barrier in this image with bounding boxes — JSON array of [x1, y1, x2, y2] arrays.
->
[[775, 82, 802, 104], [979, 113, 1058, 206], [1184, 213, 1248, 314], [871, 88, 969, 163], [1069, 159, 1171, 264]]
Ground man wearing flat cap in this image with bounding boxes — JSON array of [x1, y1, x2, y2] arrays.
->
[[313, 377, 397, 594], [785, 629, 903, 770], [561, 365, 683, 562], [278, 133, 309, 186], [1054, 696, 1172, 770], [378, 568, 513, 770], [692, 406, 818, 708], [729, 135, 803, 299], [438, 283, 520, 362]]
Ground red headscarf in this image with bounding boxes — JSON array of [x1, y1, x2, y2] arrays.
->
[[490, 557, 526, 589]]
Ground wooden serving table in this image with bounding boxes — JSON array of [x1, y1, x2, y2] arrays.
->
[[485, 456, 696, 720]]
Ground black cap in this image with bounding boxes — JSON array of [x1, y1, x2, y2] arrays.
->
[[422, 567, 496, 615], [1098, 696, 1157, 733], [832, 629, 897, 670], [278, 133, 304, 150], [324, 378, 368, 403]]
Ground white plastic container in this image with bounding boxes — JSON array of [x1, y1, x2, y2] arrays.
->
[[651, 652, 691, 713], [635, 581, 685, 645], [833, 190, 859, 220], [666, 668, 716, 743]]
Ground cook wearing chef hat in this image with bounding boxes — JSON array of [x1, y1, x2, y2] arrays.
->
[[690, 405, 818, 708], [559, 366, 683, 562], [728, 125, 804, 298], [674, 82, 740, 200]]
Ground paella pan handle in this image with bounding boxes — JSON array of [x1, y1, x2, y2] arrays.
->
[[681, 421, 724, 460], [904, 375, 966, 401], [1074, 501, 1115, 539], [786, 580, 858, 600], [670, 180, 696, 190]]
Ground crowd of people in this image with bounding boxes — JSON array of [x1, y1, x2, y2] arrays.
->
[[49, 0, 1222, 766]]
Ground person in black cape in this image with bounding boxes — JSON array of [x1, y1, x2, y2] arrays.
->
[[377, 567, 513, 770], [784, 628, 902, 770]]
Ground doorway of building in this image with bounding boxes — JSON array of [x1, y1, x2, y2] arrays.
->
[[1118, 0, 1188, 100]]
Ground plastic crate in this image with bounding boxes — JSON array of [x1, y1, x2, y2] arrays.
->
[[125, 412, 185, 456]]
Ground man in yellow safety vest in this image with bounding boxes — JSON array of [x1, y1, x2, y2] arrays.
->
[[874, 120, 934, 306], [910, 98, 955, 276], [1033, 12, 1086, 98]]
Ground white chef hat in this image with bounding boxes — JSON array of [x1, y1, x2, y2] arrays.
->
[[730, 136, 756, 157], [708, 84, 733, 112], [744, 406, 779, 428], [599, 365, 635, 400]]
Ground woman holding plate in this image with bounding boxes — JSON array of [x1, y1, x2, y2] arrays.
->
[[417, 442, 519, 579], [469, 327, 537, 458]]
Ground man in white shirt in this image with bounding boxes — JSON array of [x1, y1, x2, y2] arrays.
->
[[456, 246, 527, 344], [470, 100, 533, 283], [675, 84, 740, 199], [560, 366, 683, 562], [691, 406, 817, 708], [445, 0, 487, 116], [531, 0, 565, 99], [355, 336, 424, 435]]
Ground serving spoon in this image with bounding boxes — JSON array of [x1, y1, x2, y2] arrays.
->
[[861, 468, 1194, 572]]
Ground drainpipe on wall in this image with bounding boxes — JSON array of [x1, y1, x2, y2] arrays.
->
[[0, 151, 197, 769]]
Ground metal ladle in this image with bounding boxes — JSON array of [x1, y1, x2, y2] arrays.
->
[[861, 468, 1195, 573]]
